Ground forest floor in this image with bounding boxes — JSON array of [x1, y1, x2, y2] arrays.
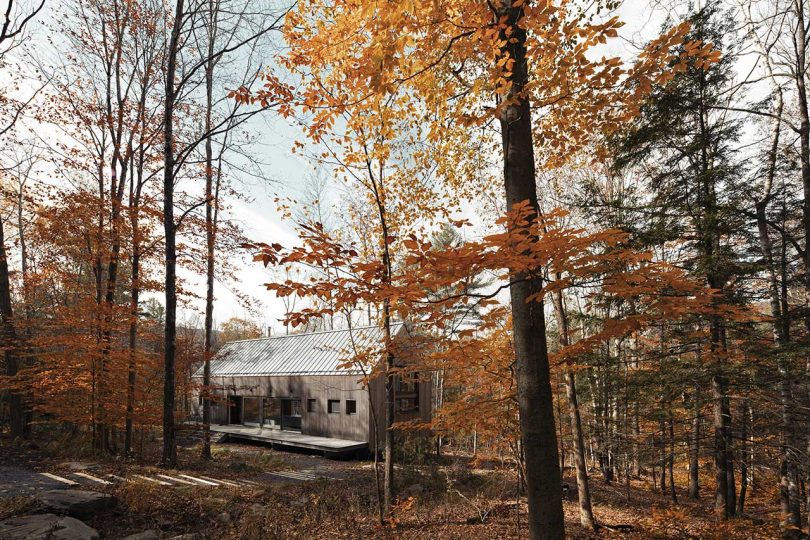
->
[[0, 430, 784, 539]]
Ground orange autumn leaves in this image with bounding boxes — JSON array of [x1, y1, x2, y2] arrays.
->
[[245, 202, 744, 452], [235, 0, 720, 177], [236, 0, 730, 454], [248, 200, 742, 361]]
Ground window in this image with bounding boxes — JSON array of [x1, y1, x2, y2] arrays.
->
[[396, 373, 419, 413], [307, 399, 317, 413], [262, 398, 281, 427], [242, 397, 261, 425], [328, 399, 340, 414], [346, 400, 357, 415], [398, 397, 419, 413], [397, 372, 419, 395]]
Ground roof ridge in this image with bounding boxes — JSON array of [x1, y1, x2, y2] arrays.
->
[[223, 321, 405, 345]]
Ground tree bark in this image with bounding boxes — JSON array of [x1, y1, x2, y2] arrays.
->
[[496, 2, 565, 537], [552, 287, 596, 529], [161, 0, 184, 468], [737, 399, 748, 515], [201, 0, 218, 462], [687, 388, 700, 499], [0, 216, 22, 438], [668, 411, 677, 504]]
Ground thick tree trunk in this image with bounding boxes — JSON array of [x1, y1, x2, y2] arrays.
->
[[161, 0, 184, 468], [497, 2, 564, 537]]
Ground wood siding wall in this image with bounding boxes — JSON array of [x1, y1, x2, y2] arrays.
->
[[192, 371, 432, 447], [205, 374, 371, 442]]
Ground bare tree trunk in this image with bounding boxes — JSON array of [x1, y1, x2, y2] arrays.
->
[[737, 399, 749, 515], [201, 0, 219, 462], [552, 287, 595, 529], [688, 388, 700, 499], [0, 216, 22, 438], [791, 3, 810, 525], [382, 304, 395, 516], [161, 0, 184, 468], [496, 2, 564, 537], [659, 415, 667, 495], [15, 171, 32, 436], [668, 411, 677, 504]]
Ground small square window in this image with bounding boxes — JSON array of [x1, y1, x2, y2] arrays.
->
[[328, 399, 340, 414], [346, 400, 357, 415], [307, 399, 317, 413]]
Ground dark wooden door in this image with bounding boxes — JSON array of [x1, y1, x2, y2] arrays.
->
[[228, 396, 242, 425], [281, 399, 302, 431]]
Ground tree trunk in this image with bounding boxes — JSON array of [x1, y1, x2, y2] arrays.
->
[[737, 399, 748, 515], [659, 415, 667, 494], [688, 388, 700, 499], [497, 2, 564, 537], [125, 151, 145, 456], [201, 0, 218, 462], [552, 287, 596, 529], [161, 0, 184, 468], [791, 3, 810, 526], [668, 411, 677, 504], [0, 217, 22, 438], [712, 368, 729, 518], [382, 305, 395, 516], [16, 179, 32, 436], [125, 233, 139, 456]]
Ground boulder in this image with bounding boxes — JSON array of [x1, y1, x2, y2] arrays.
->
[[121, 531, 159, 540], [0, 513, 99, 540], [37, 489, 115, 520]]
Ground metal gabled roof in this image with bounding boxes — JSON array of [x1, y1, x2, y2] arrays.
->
[[197, 323, 406, 377]]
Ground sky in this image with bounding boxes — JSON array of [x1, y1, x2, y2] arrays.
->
[[206, 0, 675, 332], [6, 0, 737, 335]]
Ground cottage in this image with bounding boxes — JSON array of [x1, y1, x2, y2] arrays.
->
[[191, 323, 431, 456]]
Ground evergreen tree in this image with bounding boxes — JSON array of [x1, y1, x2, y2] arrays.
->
[[611, 3, 746, 518]]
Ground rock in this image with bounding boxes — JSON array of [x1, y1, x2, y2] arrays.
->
[[215, 511, 231, 525], [60, 462, 94, 472], [0, 513, 99, 540], [122, 531, 160, 540], [38, 489, 116, 520]]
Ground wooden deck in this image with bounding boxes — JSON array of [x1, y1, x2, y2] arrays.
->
[[210, 424, 368, 456]]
